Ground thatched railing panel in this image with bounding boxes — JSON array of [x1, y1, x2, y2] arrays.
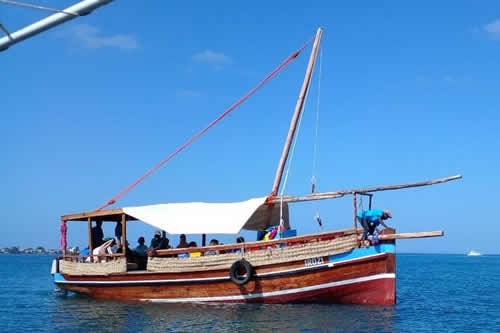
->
[[147, 234, 358, 273], [60, 257, 127, 275]]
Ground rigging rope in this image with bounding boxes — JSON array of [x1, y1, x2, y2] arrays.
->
[[358, 195, 364, 212], [0, 0, 78, 16], [278, 103, 305, 232], [278, 44, 320, 228], [311, 49, 323, 230], [279, 78, 308, 198], [96, 35, 315, 211], [311, 48, 322, 194]]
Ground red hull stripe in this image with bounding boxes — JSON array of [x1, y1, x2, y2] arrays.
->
[[138, 273, 395, 303]]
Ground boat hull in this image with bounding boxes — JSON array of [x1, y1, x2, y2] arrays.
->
[[53, 243, 396, 305]]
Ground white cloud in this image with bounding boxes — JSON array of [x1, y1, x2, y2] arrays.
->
[[192, 50, 232, 68], [483, 19, 500, 39], [70, 23, 137, 50]]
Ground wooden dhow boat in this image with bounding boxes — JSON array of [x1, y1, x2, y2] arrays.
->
[[51, 28, 461, 305]]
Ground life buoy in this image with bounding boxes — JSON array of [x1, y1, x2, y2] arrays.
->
[[229, 259, 254, 285]]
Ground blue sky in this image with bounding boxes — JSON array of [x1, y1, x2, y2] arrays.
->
[[1, 0, 499, 254]]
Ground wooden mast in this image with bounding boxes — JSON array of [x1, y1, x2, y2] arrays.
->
[[270, 27, 323, 197]]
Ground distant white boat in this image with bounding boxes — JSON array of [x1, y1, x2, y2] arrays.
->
[[467, 250, 481, 256]]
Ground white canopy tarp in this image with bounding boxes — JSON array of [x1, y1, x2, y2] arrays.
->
[[122, 197, 289, 235]]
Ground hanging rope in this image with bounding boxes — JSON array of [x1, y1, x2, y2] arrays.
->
[[310, 49, 323, 230], [358, 194, 364, 212], [311, 48, 322, 194], [96, 35, 315, 211], [315, 212, 323, 230]]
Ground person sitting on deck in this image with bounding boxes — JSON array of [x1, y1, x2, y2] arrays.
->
[[159, 231, 171, 250], [356, 209, 392, 245], [177, 234, 189, 248], [86, 238, 115, 263], [231, 236, 246, 253], [117, 240, 135, 263], [205, 239, 219, 256], [135, 236, 148, 270], [150, 230, 163, 250], [175, 234, 190, 257], [188, 241, 202, 257]]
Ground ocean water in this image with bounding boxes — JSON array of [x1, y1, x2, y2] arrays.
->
[[0, 254, 499, 333]]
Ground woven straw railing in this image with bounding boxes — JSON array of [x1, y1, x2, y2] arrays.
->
[[147, 233, 358, 273], [60, 256, 127, 275]]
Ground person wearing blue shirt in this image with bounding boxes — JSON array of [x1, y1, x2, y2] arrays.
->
[[356, 209, 392, 244]]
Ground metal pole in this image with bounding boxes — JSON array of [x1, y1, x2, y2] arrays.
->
[[0, 0, 114, 52]]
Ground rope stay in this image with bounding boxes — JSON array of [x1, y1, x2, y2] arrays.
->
[[358, 194, 364, 212], [279, 46, 324, 232], [96, 35, 315, 211], [311, 48, 322, 194], [0, 0, 79, 16], [278, 82, 308, 231], [278, 95, 307, 198], [311, 48, 323, 231], [279, 44, 321, 198]]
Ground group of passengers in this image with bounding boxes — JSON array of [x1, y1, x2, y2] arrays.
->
[[86, 220, 229, 269], [87, 218, 288, 270], [88, 220, 269, 265], [87, 218, 286, 264]]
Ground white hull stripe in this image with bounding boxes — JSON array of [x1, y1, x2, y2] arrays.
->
[[54, 252, 389, 286], [140, 273, 396, 303]]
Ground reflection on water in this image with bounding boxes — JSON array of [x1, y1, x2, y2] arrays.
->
[[0, 254, 396, 332], [3, 254, 499, 332], [51, 296, 396, 333], [52, 296, 132, 333]]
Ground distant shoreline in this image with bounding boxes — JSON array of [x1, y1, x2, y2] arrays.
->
[[0, 248, 61, 255]]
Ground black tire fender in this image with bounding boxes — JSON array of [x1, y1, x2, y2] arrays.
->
[[229, 259, 254, 285]]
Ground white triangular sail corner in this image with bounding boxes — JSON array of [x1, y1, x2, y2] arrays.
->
[[123, 197, 289, 235]]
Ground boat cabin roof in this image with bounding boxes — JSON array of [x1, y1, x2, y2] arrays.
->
[[61, 208, 137, 223], [61, 197, 289, 234]]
